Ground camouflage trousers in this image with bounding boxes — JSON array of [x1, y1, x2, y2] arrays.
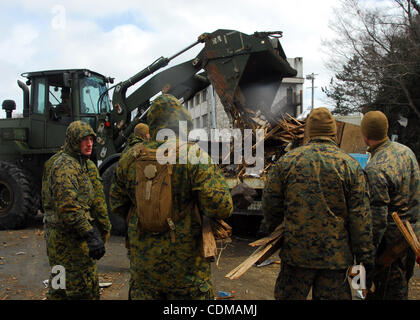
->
[[127, 233, 214, 300], [367, 248, 416, 300], [129, 280, 214, 300], [45, 227, 100, 300], [127, 248, 214, 300], [274, 262, 352, 300]]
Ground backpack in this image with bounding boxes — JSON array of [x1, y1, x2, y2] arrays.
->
[[133, 141, 192, 241]]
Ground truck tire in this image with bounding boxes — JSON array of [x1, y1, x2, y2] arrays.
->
[[0, 161, 34, 230], [102, 162, 127, 236], [21, 166, 41, 217]]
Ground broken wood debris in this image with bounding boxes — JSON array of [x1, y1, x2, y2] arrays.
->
[[202, 216, 217, 261], [225, 224, 284, 280], [198, 202, 232, 262], [220, 114, 305, 179], [210, 219, 232, 240], [392, 212, 420, 262]]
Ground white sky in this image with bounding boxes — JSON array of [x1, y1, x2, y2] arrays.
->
[[0, 0, 388, 118]]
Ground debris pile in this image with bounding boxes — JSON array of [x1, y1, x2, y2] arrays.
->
[[220, 113, 306, 180]]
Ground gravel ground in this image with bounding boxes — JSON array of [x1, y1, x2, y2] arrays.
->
[[1, 220, 419, 301]]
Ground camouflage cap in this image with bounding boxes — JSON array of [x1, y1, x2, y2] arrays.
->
[[361, 110, 389, 141], [64, 120, 96, 155], [147, 94, 193, 139], [306, 107, 337, 138]]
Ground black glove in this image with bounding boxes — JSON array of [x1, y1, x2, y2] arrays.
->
[[82, 228, 105, 260], [363, 264, 375, 291]]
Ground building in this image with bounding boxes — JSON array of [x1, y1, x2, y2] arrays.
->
[[184, 57, 304, 141]]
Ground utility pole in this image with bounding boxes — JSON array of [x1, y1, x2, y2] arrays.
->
[[305, 73, 318, 110]]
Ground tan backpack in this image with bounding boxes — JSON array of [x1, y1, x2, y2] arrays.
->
[[133, 142, 191, 242]]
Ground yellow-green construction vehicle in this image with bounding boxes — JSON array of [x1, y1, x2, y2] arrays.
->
[[0, 29, 297, 233]]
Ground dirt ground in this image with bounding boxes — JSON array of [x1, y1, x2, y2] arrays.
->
[[1, 217, 420, 300]]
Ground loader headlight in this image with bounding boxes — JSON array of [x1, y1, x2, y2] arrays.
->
[[100, 147, 107, 158]]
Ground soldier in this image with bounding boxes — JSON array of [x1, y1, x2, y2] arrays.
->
[[120, 123, 150, 251], [262, 107, 375, 300], [134, 122, 150, 141], [121, 123, 150, 158], [361, 110, 420, 300], [110, 94, 233, 300], [42, 120, 111, 300]]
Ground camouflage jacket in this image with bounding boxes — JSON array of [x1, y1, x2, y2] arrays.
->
[[110, 138, 233, 288], [110, 94, 233, 289], [121, 134, 143, 155], [364, 140, 420, 248], [43, 121, 111, 237], [262, 137, 375, 269]]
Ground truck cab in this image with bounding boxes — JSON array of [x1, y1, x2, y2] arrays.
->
[[0, 69, 113, 229], [19, 69, 112, 152]]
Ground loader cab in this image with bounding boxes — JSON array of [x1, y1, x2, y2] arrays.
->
[[23, 69, 112, 150], [78, 72, 112, 131]]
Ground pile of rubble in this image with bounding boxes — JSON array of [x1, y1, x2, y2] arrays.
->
[[220, 113, 305, 179]]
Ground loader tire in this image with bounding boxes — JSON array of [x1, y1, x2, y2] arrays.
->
[[0, 161, 34, 230], [102, 162, 127, 236], [21, 166, 41, 216]]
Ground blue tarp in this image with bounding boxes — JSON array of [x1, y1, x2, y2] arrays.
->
[[349, 153, 369, 169]]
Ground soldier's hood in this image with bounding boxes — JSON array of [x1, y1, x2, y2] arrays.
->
[[126, 133, 143, 147], [63, 120, 96, 157], [147, 94, 193, 140]]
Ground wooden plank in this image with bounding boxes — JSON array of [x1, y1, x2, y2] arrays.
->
[[405, 220, 420, 252], [249, 226, 284, 247], [225, 237, 282, 280], [392, 212, 420, 256], [225, 225, 284, 280], [255, 237, 283, 265], [339, 122, 367, 154], [202, 216, 217, 261]]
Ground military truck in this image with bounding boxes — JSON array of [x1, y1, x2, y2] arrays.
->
[[0, 29, 297, 233]]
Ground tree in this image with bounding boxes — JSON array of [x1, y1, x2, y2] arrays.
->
[[323, 0, 420, 159]]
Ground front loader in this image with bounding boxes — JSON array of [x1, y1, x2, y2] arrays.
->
[[0, 29, 297, 232]]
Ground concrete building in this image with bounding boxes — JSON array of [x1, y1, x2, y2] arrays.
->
[[184, 57, 304, 141]]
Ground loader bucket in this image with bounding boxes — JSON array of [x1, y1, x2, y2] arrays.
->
[[202, 29, 297, 128]]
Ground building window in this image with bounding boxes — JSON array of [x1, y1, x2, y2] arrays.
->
[[202, 90, 207, 102], [202, 114, 208, 127], [287, 87, 293, 105], [195, 94, 200, 106]]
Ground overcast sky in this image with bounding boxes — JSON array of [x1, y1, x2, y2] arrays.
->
[[0, 0, 390, 118]]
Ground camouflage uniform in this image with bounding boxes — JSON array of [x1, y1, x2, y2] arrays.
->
[[364, 139, 420, 300], [110, 94, 233, 300], [121, 133, 144, 158], [42, 121, 111, 300], [263, 136, 375, 300], [119, 131, 147, 250]]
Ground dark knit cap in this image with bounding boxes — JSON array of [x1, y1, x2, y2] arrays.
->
[[361, 111, 388, 141], [306, 107, 337, 138]]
